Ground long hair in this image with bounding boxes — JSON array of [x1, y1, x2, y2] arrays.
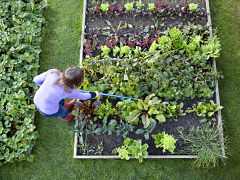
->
[[53, 67, 84, 93]]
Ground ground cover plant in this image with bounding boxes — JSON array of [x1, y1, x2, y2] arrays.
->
[[0, 0, 45, 166], [73, 0, 224, 168]]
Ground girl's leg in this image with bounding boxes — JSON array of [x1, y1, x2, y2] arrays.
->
[[64, 99, 76, 111], [58, 103, 75, 122]]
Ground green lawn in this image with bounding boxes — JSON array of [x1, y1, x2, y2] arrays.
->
[[0, 0, 240, 179]]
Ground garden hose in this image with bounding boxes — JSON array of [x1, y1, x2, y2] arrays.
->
[[77, 89, 138, 100]]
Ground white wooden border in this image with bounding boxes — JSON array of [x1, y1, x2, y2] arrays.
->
[[205, 0, 226, 158], [74, 0, 225, 159]]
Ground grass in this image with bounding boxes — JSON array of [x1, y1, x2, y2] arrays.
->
[[0, 0, 240, 179]]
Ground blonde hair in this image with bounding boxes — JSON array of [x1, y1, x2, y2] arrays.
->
[[53, 67, 84, 93]]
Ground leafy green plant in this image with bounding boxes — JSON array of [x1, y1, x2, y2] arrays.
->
[[120, 46, 131, 57], [186, 100, 223, 117], [128, 139, 149, 163], [116, 122, 135, 138], [188, 3, 198, 11], [152, 132, 177, 154], [136, 0, 144, 10], [94, 99, 118, 123], [100, 3, 109, 12], [118, 94, 165, 128], [75, 100, 101, 122], [124, 2, 134, 11], [113, 138, 149, 163], [149, 41, 158, 54], [179, 124, 224, 168], [94, 119, 117, 135], [133, 46, 142, 57], [112, 138, 131, 160], [136, 122, 156, 140], [70, 120, 87, 145], [169, 28, 184, 50], [101, 45, 111, 57], [113, 46, 120, 57], [148, 3, 155, 11]]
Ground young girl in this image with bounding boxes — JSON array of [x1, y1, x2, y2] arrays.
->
[[33, 67, 99, 122]]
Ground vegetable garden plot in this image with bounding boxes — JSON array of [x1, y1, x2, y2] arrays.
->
[[73, 0, 225, 165]]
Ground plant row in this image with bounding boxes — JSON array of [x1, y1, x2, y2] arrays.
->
[[0, 0, 45, 165], [88, 1, 204, 18], [83, 25, 221, 101]]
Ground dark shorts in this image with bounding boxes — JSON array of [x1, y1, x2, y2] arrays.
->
[[35, 99, 69, 119]]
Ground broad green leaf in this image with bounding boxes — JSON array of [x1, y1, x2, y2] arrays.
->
[[156, 114, 166, 122], [127, 110, 141, 123], [136, 129, 145, 134], [142, 114, 150, 128]]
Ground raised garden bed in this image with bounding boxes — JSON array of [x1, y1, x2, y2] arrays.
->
[[73, 0, 225, 166]]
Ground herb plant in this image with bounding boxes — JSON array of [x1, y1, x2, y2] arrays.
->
[[179, 124, 223, 168]]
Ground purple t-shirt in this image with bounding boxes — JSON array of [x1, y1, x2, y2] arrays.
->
[[33, 69, 91, 114]]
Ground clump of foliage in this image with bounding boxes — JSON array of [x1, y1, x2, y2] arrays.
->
[[188, 3, 198, 11], [179, 124, 224, 168], [148, 3, 155, 11], [94, 99, 118, 123], [124, 2, 134, 11], [0, 0, 46, 165], [100, 3, 109, 12], [152, 132, 177, 153], [113, 46, 120, 57], [113, 138, 149, 163], [149, 41, 158, 54], [186, 100, 223, 117], [120, 46, 131, 57], [100, 45, 111, 57], [117, 94, 165, 128], [75, 100, 102, 122], [136, 0, 144, 10], [136, 122, 156, 140]]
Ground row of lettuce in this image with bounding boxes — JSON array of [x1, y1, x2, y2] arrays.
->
[[0, 0, 45, 165]]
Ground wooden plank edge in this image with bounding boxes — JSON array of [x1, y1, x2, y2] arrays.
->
[[79, 0, 87, 68], [205, 0, 226, 158], [73, 155, 197, 159]]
